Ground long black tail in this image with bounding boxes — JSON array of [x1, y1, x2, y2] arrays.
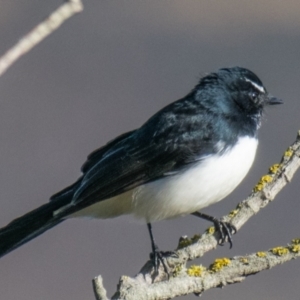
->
[[0, 194, 73, 258]]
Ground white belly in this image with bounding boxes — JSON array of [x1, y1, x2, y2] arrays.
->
[[70, 136, 258, 222]]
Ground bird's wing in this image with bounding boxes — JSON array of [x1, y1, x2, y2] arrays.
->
[[66, 104, 219, 214], [81, 130, 136, 173], [72, 132, 184, 207], [49, 130, 135, 202]]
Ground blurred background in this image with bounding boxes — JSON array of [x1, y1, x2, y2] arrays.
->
[[0, 1, 299, 299]]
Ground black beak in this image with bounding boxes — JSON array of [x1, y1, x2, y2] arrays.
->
[[266, 94, 283, 105]]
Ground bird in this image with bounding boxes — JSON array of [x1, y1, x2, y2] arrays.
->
[[0, 67, 282, 273]]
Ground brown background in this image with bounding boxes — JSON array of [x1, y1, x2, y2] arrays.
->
[[0, 1, 300, 299]]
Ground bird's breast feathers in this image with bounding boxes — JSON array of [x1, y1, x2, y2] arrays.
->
[[71, 136, 258, 222]]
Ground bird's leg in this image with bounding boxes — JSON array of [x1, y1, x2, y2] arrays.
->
[[191, 211, 237, 248], [147, 223, 170, 277]]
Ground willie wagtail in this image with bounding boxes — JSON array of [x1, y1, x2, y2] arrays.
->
[[0, 67, 282, 272]]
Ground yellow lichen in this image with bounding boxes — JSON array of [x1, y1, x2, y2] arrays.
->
[[236, 203, 243, 209], [290, 244, 300, 253], [177, 234, 202, 249], [256, 251, 267, 257], [269, 164, 281, 174], [187, 265, 206, 277], [191, 234, 201, 243], [239, 257, 249, 264], [177, 236, 192, 249], [207, 226, 215, 234], [210, 258, 231, 272], [253, 183, 264, 192], [271, 247, 289, 256], [229, 209, 239, 218], [172, 265, 183, 277], [284, 148, 293, 157], [253, 175, 273, 192], [261, 175, 273, 183], [292, 238, 300, 245]]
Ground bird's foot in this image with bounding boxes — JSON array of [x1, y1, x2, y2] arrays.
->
[[213, 219, 237, 248], [191, 212, 237, 248], [150, 248, 177, 278]]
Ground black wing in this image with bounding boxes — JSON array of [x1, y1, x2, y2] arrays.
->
[[60, 98, 225, 215], [50, 130, 135, 202], [81, 130, 136, 173]]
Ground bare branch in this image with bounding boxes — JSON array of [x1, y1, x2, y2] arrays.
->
[[0, 0, 83, 77]]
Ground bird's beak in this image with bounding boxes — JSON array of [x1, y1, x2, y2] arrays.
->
[[266, 94, 283, 105]]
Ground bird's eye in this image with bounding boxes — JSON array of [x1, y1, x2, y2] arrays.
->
[[249, 91, 258, 101]]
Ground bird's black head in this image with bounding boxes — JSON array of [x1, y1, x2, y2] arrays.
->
[[187, 67, 283, 138], [195, 66, 283, 117], [219, 67, 282, 111]]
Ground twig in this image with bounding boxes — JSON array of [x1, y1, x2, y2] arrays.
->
[[93, 276, 109, 300], [0, 0, 83, 77]]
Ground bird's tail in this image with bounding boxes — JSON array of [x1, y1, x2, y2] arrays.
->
[[0, 193, 73, 258]]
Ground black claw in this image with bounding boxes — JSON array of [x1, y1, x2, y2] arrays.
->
[[150, 248, 170, 277], [191, 212, 237, 248], [165, 250, 179, 258], [213, 220, 236, 249]]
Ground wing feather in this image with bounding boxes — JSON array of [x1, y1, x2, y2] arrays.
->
[[57, 98, 230, 216]]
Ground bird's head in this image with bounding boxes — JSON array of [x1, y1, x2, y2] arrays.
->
[[216, 67, 283, 114], [195, 67, 283, 117]]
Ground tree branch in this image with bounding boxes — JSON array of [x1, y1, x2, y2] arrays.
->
[[107, 241, 300, 300], [93, 130, 300, 299], [0, 0, 83, 77]]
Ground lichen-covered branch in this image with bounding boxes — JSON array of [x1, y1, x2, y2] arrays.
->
[[0, 0, 83, 77], [107, 240, 300, 300], [93, 130, 300, 299]]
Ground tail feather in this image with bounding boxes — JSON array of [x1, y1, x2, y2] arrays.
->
[[0, 197, 70, 258]]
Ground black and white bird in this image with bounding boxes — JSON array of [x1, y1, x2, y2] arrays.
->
[[0, 67, 282, 271]]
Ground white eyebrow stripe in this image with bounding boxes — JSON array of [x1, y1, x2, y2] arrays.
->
[[245, 78, 265, 93]]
